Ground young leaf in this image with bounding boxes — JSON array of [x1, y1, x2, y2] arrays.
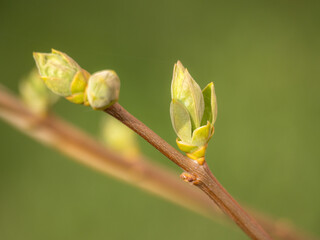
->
[[191, 121, 211, 146], [201, 82, 217, 126], [170, 99, 192, 143], [176, 139, 198, 153]]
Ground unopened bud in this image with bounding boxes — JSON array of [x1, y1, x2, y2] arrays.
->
[[19, 68, 59, 114], [87, 70, 120, 110], [101, 116, 139, 157], [33, 49, 90, 104]]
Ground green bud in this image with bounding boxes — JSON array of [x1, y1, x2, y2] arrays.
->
[[19, 68, 59, 115], [33, 49, 90, 104], [87, 70, 120, 110], [101, 116, 139, 157], [171, 61, 204, 129], [170, 61, 217, 164]]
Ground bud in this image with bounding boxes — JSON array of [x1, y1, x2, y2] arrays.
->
[[19, 68, 59, 115], [33, 49, 90, 104], [170, 61, 217, 164], [101, 116, 139, 158], [171, 61, 204, 129], [87, 70, 120, 110]]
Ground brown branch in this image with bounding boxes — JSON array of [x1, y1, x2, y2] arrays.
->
[[0, 85, 316, 240], [0, 85, 220, 220], [105, 103, 270, 240]]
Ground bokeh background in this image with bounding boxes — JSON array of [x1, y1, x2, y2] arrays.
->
[[0, 0, 319, 239]]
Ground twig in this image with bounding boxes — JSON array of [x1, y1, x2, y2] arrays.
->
[[0, 85, 316, 240], [106, 103, 272, 240], [0, 85, 220, 219]]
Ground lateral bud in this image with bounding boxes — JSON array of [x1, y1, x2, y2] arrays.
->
[[19, 68, 59, 115], [33, 49, 90, 104]]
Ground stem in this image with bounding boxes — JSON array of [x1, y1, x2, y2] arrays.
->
[[0, 86, 315, 240], [106, 103, 272, 240], [0, 86, 219, 220]]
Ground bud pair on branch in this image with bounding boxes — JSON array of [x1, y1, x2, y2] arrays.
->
[[33, 49, 120, 110]]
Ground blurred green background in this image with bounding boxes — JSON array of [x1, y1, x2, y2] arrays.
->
[[0, 0, 319, 239]]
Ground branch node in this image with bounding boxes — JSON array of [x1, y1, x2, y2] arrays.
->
[[180, 172, 200, 185]]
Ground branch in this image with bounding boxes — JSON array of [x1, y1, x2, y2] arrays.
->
[[104, 103, 267, 240], [0, 85, 219, 219], [0, 85, 316, 240]]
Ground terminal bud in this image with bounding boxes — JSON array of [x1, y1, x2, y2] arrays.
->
[[87, 70, 120, 110]]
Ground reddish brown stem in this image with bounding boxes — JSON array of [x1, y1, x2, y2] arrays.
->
[[106, 103, 272, 240]]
